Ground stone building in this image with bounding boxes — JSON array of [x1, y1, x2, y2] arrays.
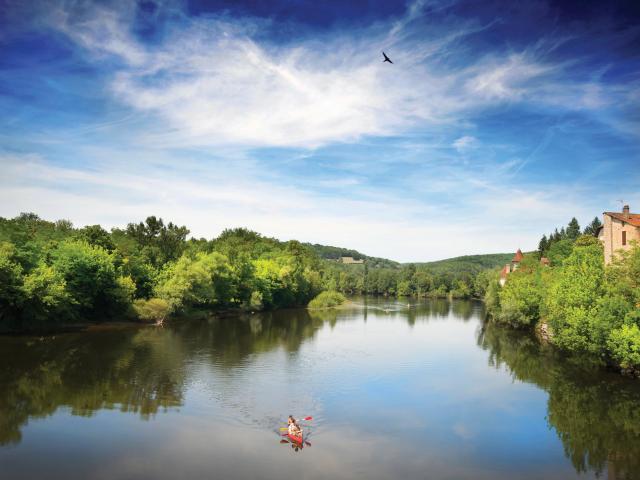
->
[[598, 205, 640, 264]]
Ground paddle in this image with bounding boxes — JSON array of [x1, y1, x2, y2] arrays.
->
[[279, 416, 313, 430]]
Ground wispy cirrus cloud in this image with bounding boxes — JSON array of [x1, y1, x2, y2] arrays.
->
[[44, 0, 636, 149]]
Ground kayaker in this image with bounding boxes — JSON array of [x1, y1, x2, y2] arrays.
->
[[287, 415, 303, 438]]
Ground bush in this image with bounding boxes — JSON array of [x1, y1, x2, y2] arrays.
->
[[248, 290, 264, 311], [133, 298, 171, 323], [308, 291, 346, 309], [608, 324, 640, 369], [545, 242, 605, 353], [495, 256, 544, 328]]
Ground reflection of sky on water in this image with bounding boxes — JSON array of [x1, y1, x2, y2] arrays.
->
[[0, 299, 624, 479]]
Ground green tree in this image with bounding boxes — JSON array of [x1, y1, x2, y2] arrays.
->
[[21, 264, 74, 324], [155, 251, 235, 312], [566, 217, 581, 240], [76, 225, 115, 252], [412, 270, 433, 297], [51, 240, 132, 319], [583, 217, 603, 237], [538, 234, 549, 257], [545, 241, 605, 353], [496, 255, 544, 327], [547, 239, 574, 266], [125, 216, 189, 267], [0, 242, 25, 327]]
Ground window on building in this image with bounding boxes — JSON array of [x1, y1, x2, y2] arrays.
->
[[622, 231, 627, 246]]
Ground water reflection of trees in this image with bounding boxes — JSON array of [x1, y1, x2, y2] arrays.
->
[[0, 328, 186, 445], [357, 298, 477, 324], [0, 309, 324, 446], [172, 309, 325, 366], [1, 300, 491, 449], [478, 322, 640, 480]]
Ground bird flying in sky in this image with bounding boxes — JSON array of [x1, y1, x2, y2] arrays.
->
[[382, 51, 393, 64]]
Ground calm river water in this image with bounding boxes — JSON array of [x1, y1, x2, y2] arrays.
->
[[1, 297, 640, 480]]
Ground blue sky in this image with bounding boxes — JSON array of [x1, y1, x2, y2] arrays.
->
[[1, 0, 639, 261]]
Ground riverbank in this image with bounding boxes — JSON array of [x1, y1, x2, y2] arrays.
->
[[485, 238, 640, 378]]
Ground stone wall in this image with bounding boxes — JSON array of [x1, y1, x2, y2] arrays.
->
[[603, 215, 640, 264]]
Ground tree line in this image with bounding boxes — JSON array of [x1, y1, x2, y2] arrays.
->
[[320, 261, 495, 300], [0, 214, 325, 331], [0, 213, 506, 332], [486, 216, 640, 374]]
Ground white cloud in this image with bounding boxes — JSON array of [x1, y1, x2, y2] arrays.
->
[[44, 1, 609, 149], [2, 153, 629, 262]]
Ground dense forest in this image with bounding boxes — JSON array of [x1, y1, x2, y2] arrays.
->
[[485, 217, 640, 374], [320, 261, 498, 299], [0, 214, 324, 331], [0, 213, 505, 332]]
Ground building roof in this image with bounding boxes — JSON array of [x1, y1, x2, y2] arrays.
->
[[604, 211, 640, 227], [512, 249, 524, 263]]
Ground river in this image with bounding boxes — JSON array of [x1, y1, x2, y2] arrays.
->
[[1, 297, 639, 479]]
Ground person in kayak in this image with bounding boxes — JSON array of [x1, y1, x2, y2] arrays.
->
[[287, 415, 303, 438]]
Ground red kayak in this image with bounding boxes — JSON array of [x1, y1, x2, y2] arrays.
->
[[284, 432, 303, 444]]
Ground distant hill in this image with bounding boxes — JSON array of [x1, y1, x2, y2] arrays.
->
[[306, 243, 516, 273], [413, 253, 514, 275], [304, 243, 399, 268]]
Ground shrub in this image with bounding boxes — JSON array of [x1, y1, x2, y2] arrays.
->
[[308, 290, 346, 309], [545, 242, 605, 353], [608, 324, 640, 369], [248, 290, 264, 311], [496, 258, 544, 328], [133, 298, 171, 323]]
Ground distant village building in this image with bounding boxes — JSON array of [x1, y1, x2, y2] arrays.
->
[[499, 249, 549, 286], [499, 249, 523, 287], [340, 256, 364, 265], [598, 205, 640, 264]]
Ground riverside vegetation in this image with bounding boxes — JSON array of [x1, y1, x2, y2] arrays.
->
[[485, 217, 640, 374], [0, 213, 501, 332]]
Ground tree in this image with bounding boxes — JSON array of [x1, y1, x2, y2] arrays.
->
[[559, 227, 567, 239], [21, 264, 74, 324], [495, 255, 544, 327], [547, 239, 574, 266], [583, 217, 603, 237], [76, 225, 115, 252], [566, 217, 581, 240], [50, 240, 132, 319], [412, 270, 433, 297], [125, 216, 189, 267], [538, 234, 549, 257], [0, 242, 25, 327], [155, 251, 235, 312], [545, 241, 605, 353]]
